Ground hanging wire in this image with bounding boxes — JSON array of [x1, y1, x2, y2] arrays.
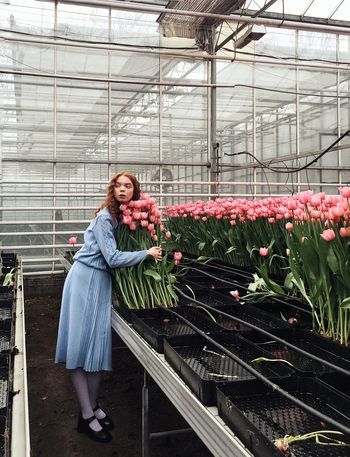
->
[[224, 128, 350, 173]]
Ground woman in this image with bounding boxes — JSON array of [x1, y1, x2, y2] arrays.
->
[[55, 172, 162, 443]]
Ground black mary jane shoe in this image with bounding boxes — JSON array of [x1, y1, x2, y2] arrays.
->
[[93, 404, 115, 431], [77, 413, 112, 443]]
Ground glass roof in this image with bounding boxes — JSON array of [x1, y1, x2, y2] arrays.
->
[[246, 0, 350, 22]]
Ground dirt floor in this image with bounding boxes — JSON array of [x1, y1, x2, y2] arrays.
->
[[24, 282, 214, 457]]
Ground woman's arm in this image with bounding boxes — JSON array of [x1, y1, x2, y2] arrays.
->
[[92, 214, 147, 268]]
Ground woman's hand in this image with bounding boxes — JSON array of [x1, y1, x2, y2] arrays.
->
[[147, 246, 162, 262]]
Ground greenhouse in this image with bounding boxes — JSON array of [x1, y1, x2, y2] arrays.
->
[[1, 0, 350, 456]]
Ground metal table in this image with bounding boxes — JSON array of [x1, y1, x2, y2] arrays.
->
[[112, 309, 253, 457]]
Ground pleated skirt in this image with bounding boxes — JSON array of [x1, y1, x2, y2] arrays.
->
[[55, 261, 112, 371]]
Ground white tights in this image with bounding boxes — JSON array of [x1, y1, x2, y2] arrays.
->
[[70, 368, 103, 431]]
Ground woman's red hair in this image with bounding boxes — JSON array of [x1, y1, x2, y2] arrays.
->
[[94, 171, 141, 220]]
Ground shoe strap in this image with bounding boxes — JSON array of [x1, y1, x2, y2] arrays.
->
[[86, 415, 97, 424]]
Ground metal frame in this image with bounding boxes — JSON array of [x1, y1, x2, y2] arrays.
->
[[1, 2, 350, 274], [11, 257, 31, 457], [142, 370, 193, 457]]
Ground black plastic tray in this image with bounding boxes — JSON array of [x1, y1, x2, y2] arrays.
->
[[180, 291, 289, 332], [183, 279, 248, 295], [112, 294, 134, 322], [247, 299, 312, 329], [0, 298, 14, 310], [318, 373, 350, 399], [130, 306, 220, 353], [0, 286, 14, 296], [164, 332, 293, 405], [0, 252, 16, 269], [0, 415, 8, 455], [217, 376, 350, 457], [242, 327, 350, 376]]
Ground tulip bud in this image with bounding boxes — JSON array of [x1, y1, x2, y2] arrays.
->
[[68, 236, 77, 246]]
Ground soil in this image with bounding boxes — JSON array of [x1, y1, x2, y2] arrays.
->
[[25, 289, 214, 457]]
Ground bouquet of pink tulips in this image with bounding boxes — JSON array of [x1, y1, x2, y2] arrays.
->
[[114, 193, 182, 309]]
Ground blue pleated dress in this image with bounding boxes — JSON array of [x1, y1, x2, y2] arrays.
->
[[55, 207, 147, 372]]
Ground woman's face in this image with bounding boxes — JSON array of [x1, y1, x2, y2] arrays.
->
[[114, 175, 134, 203]]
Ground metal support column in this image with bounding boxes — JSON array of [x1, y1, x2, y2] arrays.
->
[[142, 370, 150, 457], [209, 26, 219, 198], [142, 369, 193, 457]]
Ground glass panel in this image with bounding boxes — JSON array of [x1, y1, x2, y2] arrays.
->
[[56, 81, 108, 162], [298, 31, 337, 60], [57, 4, 109, 42], [111, 11, 160, 46], [1, 75, 54, 160]]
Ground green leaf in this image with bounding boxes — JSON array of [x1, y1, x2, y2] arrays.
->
[[251, 357, 294, 367], [2, 269, 14, 287], [143, 269, 162, 281], [225, 246, 236, 254], [167, 274, 177, 284], [258, 265, 286, 296], [197, 242, 206, 251], [166, 284, 178, 300], [196, 256, 215, 264], [284, 272, 294, 290], [340, 297, 350, 309], [326, 247, 340, 275], [166, 259, 175, 273]]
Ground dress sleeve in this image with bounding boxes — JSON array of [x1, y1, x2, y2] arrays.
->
[[92, 213, 147, 268]]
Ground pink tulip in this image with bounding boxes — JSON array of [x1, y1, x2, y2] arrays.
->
[[285, 222, 293, 231], [329, 206, 344, 219], [68, 236, 77, 246], [165, 231, 171, 239], [287, 199, 298, 210], [229, 290, 240, 301], [174, 252, 182, 265], [339, 187, 350, 198], [259, 247, 268, 257], [174, 252, 182, 261], [297, 191, 313, 205], [309, 195, 321, 207], [320, 229, 336, 242], [339, 227, 349, 238]]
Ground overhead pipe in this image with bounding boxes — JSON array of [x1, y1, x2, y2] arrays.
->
[[43, 0, 350, 36]]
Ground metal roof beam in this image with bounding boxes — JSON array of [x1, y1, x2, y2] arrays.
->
[[234, 8, 350, 30]]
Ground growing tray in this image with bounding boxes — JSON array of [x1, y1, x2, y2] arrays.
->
[[183, 278, 248, 295], [164, 332, 293, 405], [318, 373, 350, 399], [180, 291, 289, 332], [0, 252, 16, 269], [0, 286, 14, 296], [130, 306, 220, 353], [217, 376, 350, 457], [242, 327, 350, 376], [0, 321, 13, 353], [247, 298, 312, 329], [0, 416, 8, 457]]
